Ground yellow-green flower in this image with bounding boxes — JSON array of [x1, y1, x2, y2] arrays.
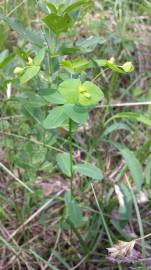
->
[[58, 79, 104, 107]]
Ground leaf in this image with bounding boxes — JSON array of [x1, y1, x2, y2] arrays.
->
[[73, 163, 103, 180], [0, 13, 44, 46], [21, 93, 47, 108], [59, 46, 80, 55], [63, 0, 87, 14], [43, 106, 67, 129], [110, 141, 143, 190], [118, 183, 133, 221], [20, 66, 40, 84], [93, 58, 134, 73], [63, 104, 88, 124], [107, 61, 134, 73], [76, 36, 105, 53], [64, 192, 83, 227], [102, 122, 132, 137], [43, 13, 72, 35], [33, 48, 46, 66], [61, 58, 90, 73], [0, 52, 15, 69], [92, 59, 107, 68], [58, 79, 80, 104], [79, 81, 104, 106], [106, 112, 151, 127], [40, 89, 66, 104], [0, 49, 8, 64], [56, 153, 71, 177], [39, 161, 53, 173], [46, 2, 57, 13]]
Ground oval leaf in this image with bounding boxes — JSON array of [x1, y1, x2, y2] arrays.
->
[[56, 153, 71, 177], [43, 106, 67, 129], [20, 66, 40, 84], [64, 192, 83, 228], [40, 89, 66, 104], [74, 163, 103, 180], [63, 104, 88, 124], [58, 79, 80, 104], [33, 48, 46, 66]]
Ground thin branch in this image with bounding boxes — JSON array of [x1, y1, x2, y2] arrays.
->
[[96, 100, 151, 108]]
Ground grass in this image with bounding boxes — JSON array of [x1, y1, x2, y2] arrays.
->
[[0, 0, 151, 269]]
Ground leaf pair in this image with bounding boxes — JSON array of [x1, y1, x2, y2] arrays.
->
[[43, 104, 88, 129], [43, 13, 72, 35], [56, 152, 103, 180], [43, 0, 88, 35], [43, 78, 104, 128], [61, 58, 90, 73]]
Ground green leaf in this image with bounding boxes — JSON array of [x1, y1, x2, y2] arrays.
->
[[39, 161, 53, 173], [107, 61, 134, 73], [20, 66, 40, 84], [119, 183, 133, 221], [64, 192, 83, 227], [0, 49, 8, 64], [76, 36, 105, 53], [92, 59, 107, 68], [46, 2, 57, 13], [73, 163, 103, 180], [58, 79, 80, 104], [102, 122, 131, 137], [79, 81, 104, 106], [63, 0, 87, 14], [21, 93, 47, 108], [43, 13, 72, 35], [40, 89, 66, 104], [110, 141, 143, 190], [0, 13, 44, 46], [43, 106, 67, 129], [56, 153, 71, 177], [106, 112, 151, 127], [63, 104, 88, 123], [0, 51, 15, 69], [33, 48, 46, 66], [61, 58, 90, 73]]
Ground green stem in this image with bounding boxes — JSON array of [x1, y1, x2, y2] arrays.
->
[[69, 118, 73, 197]]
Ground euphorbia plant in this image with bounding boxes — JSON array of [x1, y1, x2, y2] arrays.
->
[[43, 78, 104, 197], [11, 0, 134, 229]]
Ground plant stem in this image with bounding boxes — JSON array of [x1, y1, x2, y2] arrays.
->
[[137, 233, 151, 241], [69, 118, 73, 197]]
